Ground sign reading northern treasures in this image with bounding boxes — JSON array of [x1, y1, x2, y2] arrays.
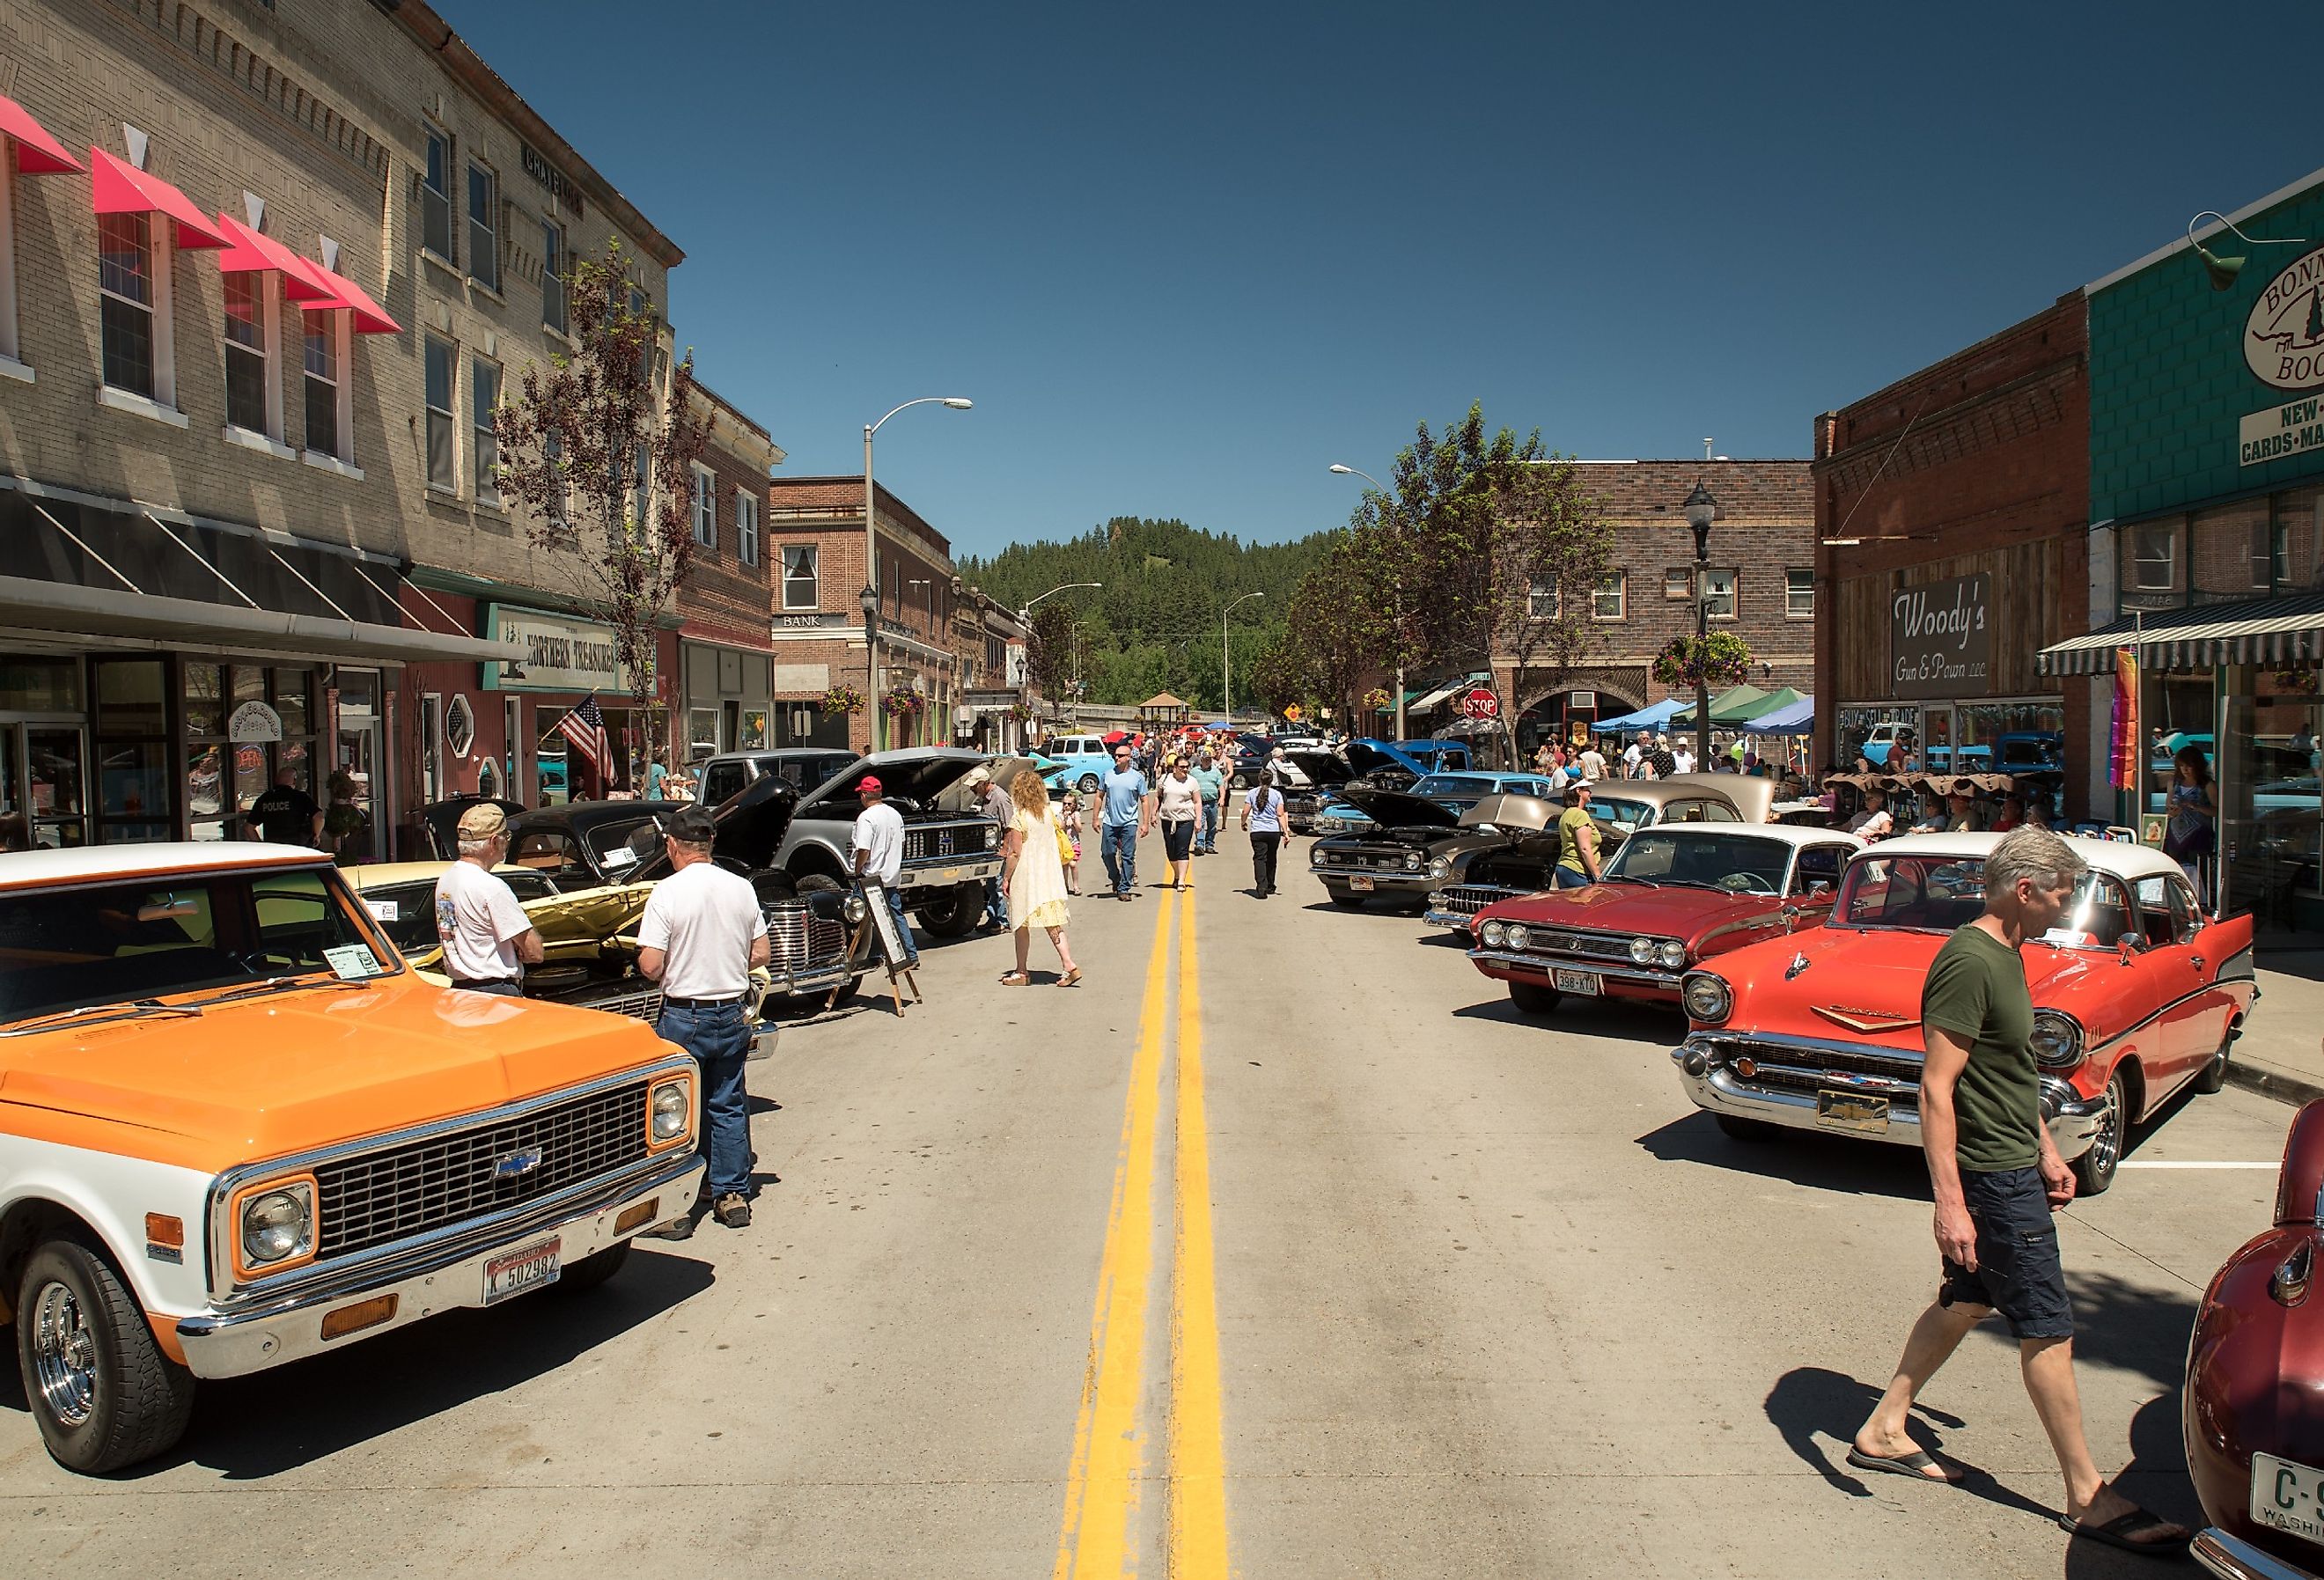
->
[[482, 605, 633, 694]]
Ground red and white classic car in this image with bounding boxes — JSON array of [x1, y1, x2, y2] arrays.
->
[[1464, 825, 1864, 1014], [2186, 1099, 2324, 1580], [1670, 832, 2258, 1194]]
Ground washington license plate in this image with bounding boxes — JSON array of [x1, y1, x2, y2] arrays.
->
[[1553, 969, 1600, 996], [2254, 1452, 2324, 1543], [1816, 1091, 1890, 1134], [483, 1238, 562, 1304], [1349, 874, 1375, 892]]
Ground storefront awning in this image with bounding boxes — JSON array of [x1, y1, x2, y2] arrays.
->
[[213, 214, 335, 300], [90, 148, 228, 248], [2037, 592, 2324, 674], [1410, 672, 1489, 711], [304, 258, 400, 335], [0, 575, 525, 666], [0, 96, 80, 175]]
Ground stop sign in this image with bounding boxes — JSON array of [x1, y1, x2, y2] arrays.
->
[[1460, 687, 1500, 720]]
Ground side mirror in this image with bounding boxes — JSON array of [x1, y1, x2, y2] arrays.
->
[[1778, 904, 1801, 932], [2116, 932, 2144, 962], [1806, 879, 1834, 897]]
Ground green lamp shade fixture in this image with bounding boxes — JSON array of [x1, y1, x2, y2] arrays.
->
[[2196, 243, 2246, 291]]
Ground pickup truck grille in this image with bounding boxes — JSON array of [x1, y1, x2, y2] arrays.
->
[[313, 1082, 651, 1258], [903, 820, 994, 863]]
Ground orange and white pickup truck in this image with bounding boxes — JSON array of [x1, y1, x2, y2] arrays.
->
[[0, 842, 704, 1473]]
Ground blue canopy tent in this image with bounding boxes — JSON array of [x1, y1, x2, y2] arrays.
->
[[1738, 695, 1814, 735], [1592, 698, 1683, 735]]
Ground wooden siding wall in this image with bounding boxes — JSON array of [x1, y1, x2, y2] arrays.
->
[[1831, 537, 2073, 702]]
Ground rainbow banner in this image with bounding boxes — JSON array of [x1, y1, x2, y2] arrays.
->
[[2108, 648, 2140, 791]]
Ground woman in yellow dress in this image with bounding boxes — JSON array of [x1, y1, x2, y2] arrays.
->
[[998, 767, 1080, 987]]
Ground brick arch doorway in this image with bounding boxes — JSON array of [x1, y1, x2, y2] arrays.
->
[[1517, 684, 1641, 758]]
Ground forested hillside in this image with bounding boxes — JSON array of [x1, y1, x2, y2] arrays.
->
[[960, 518, 1331, 711]]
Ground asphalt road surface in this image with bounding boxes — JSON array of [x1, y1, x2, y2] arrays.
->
[[0, 827, 2295, 1578]]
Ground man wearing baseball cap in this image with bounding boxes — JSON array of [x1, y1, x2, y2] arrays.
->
[[850, 774, 917, 968], [964, 765, 1015, 932], [432, 802, 544, 995]]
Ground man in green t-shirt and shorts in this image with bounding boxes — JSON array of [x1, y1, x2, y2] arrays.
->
[[1849, 827, 2187, 1556]]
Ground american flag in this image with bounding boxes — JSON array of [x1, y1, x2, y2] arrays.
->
[[555, 692, 614, 786]]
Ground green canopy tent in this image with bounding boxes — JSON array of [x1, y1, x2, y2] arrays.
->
[[1667, 684, 1791, 728]]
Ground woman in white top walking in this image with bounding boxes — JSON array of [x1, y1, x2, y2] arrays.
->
[[998, 767, 1081, 988], [1156, 757, 1203, 891]]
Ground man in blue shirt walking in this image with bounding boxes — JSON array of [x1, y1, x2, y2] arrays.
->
[[1098, 742, 1154, 900]]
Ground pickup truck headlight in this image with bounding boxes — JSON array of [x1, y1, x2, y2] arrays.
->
[[241, 1183, 313, 1267], [982, 826, 998, 849], [651, 1079, 691, 1142], [2029, 1010, 2085, 1069], [1404, 850, 1422, 871], [1657, 940, 1688, 971], [1682, 973, 1732, 1025], [1480, 920, 1507, 947]]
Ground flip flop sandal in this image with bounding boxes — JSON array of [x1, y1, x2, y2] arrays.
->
[[1844, 1446, 1960, 1484], [2057, 1508, 2189, 1554]]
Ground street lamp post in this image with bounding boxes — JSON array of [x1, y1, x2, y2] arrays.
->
[[864, 396, 971, 752], [1223, 591, 1264, 723], [1328, 463, 1406, 742], [1682, 481, 1719, 769]]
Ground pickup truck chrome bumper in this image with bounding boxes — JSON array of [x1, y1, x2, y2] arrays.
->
[[1309, 865, 1429, 886], [2194, 1528, 2320, 1580], [897, 856, 1001, 889], [173, 1150, 705, 1379], [1669, 1038, 2103, 1159]]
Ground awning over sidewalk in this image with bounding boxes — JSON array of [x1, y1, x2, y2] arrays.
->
[[1410, 672, 1489, 712], [2037, 591, 2324, 674]]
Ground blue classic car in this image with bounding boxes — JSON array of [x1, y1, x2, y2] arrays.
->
[[1282, 739, 1432, 833]]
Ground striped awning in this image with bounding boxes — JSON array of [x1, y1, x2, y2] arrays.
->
[[1410, 672, 1489, 711], [2037, 591, 2324, 675]]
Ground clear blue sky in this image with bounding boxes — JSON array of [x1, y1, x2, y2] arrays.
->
[[448, 1, 2310, 561]]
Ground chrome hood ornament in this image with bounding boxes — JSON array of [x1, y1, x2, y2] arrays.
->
[[1784, 951, 1810, 981]]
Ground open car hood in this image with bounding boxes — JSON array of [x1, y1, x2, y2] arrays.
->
[[1346, 739, 1430, 779], [1336, 784, 1465, 829], [798, 749, 990, 814], [629, 774, 801, 879], [1459, 793, 1555, 833], [1283, 748, 1352, 788]]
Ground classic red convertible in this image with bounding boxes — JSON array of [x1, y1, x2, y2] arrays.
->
[[2187, 1099, 2324, 1580], [1670, 832, 2257, 1194], [1466, 825, 1864, 1014]]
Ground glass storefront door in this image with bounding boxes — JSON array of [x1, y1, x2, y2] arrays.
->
[[2221, 667, 2318, 929], [1, 723, 88, 848]]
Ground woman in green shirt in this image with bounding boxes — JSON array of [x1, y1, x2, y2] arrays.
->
[[1553, 783, 1600, 889]]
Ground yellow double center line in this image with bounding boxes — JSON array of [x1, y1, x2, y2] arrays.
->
[[1054, 891, 1231, 1577]]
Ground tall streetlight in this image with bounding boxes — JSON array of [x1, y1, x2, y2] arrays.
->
[[864, 396, 972, 751], [1329, 463, 1406, 741], [1223, 591, 1264, 723], [1682, 481, 1720, 768]]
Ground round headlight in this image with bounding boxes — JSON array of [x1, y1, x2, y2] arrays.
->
[[651, 1080, 690, 1141], [1504, 924, 1533, 951], [842, 893, 869, 924], [984, 826, 998, 849], [2029, 1010, 2085, 1069], [240, 1185, 313, 1267], [1405, 850, 1422, 870], [1658, 939, 1688, 971], [1429, 856, 1451, 879], [1629, 937, 1657, 966], [1480, 920, 1507, 947], [1682, 974, 1733, 1025]]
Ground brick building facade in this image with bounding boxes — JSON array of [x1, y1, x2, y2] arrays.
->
[[675, 380, 783, 762], [1810, 295, 2091, 814], [1489, 459, 1815, 752], [0, 0, 686, 852]]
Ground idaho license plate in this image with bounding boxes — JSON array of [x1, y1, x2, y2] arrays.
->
[[1816, 1091, 1890, 1134], [2253, 1451, 2324, 1543], [1553, 968, 1600, 996], [482, 1238, 562, 1304], [1350, 874, 1375, 892]]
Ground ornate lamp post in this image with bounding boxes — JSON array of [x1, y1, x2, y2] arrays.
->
[[1682, 481, 1719, 768]]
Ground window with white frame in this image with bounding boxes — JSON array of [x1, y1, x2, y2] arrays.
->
[[541, 219, 567, 334], [1703, 568, 1739, 619], [422, 129, 453, 262], [1527, 580, 1559, 619], [782, 545, 819, 610], [1592, 572, 1625, 621], [2134, 520, 2178, 590], [691, 465, 717, 548], [1664, 567, 1692, 600], [222, 268, 273, 436], [99, 210, 165, 401], [467, 160, 498, 291], [736, 488, 760, 566], [301, 308, 348, 461], [1785, 568, 1814, 618], [423, 334, 456, 490], [472, 356, 501, 503]]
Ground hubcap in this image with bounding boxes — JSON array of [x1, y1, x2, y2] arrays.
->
[[31, 1281, 97, 1428], [2088, 1079, 2124, 1178]]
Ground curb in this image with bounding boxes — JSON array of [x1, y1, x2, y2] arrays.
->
[[2226, 1057, 2324, 1110]]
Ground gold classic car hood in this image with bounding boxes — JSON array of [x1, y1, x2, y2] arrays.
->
[[0, 974, 677, 1174]]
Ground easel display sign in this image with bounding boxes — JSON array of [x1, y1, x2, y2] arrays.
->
[[849, 878, 922, 1016]]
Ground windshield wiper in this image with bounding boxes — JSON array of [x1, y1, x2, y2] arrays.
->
[[186, 974, 374, 1010], [1, 999, 205, 1038], [1657, 878, 1728, 891]]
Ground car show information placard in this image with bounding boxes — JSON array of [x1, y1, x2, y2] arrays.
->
[[1889, 572, 1992, 699]]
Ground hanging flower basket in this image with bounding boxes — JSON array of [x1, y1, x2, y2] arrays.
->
[[1651, 633, 1753, 692], [1008, 702, 1033, 722], [1364, 687, 1393, 711], [821, 683, 867, 715], [880, 687, 925, 718]]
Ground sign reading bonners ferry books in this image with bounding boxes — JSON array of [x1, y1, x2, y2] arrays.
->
[[482, 604, 634, 694], [2241, 245, 2324, 466], [1890, 573, 1992, 699]]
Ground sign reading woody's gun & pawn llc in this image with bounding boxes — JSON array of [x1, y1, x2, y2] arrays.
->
[[1889, 573, 1992, 699]]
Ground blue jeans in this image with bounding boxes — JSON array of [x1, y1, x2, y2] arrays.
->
[[983, 876, 1008, 930], [655, 1001, 753, 1199], [1199, 801, 1220, 852], [1101, 821, 1138, 894], [886, 885, 921, 966], [1554, 866, 1591, 888]]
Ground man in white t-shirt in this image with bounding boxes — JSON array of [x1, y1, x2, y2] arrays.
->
[[1622, 732, 1647, 779], [850, 775, 916, 966], [639, 804, 769, 1234], [433, 803, 544, 995], [1672, 743, 1696, 775], [1578, 743, 1607, 783]]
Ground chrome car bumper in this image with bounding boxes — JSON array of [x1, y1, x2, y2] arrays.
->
[[2195, 1528, 2320, 1580], [173, 1150, 705, 1379], [898, 856, 1002, 889], [1669, 1039, 2103, 1160], [1309, 865, 1430, 886], [1470, 951, 1681, 991]]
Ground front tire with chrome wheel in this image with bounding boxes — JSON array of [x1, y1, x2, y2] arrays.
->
[[14, 1238, 195, 1473], [2071, 1067, 2128, 1197]]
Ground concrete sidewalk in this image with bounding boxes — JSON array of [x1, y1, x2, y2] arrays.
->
[[2230, 952, 2324, 1107]]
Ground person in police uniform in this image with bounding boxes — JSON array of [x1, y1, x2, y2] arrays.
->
[[636, 805, 769, 1237]]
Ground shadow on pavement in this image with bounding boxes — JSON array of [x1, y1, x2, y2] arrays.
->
[[1635, 1111, 1932, 1199], [2060, 1391, 2206, 1578], [1966, 1267, 2197, 1397], [120, 1246, 714, 1481], [1763, 1364, 2048, 1519]]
